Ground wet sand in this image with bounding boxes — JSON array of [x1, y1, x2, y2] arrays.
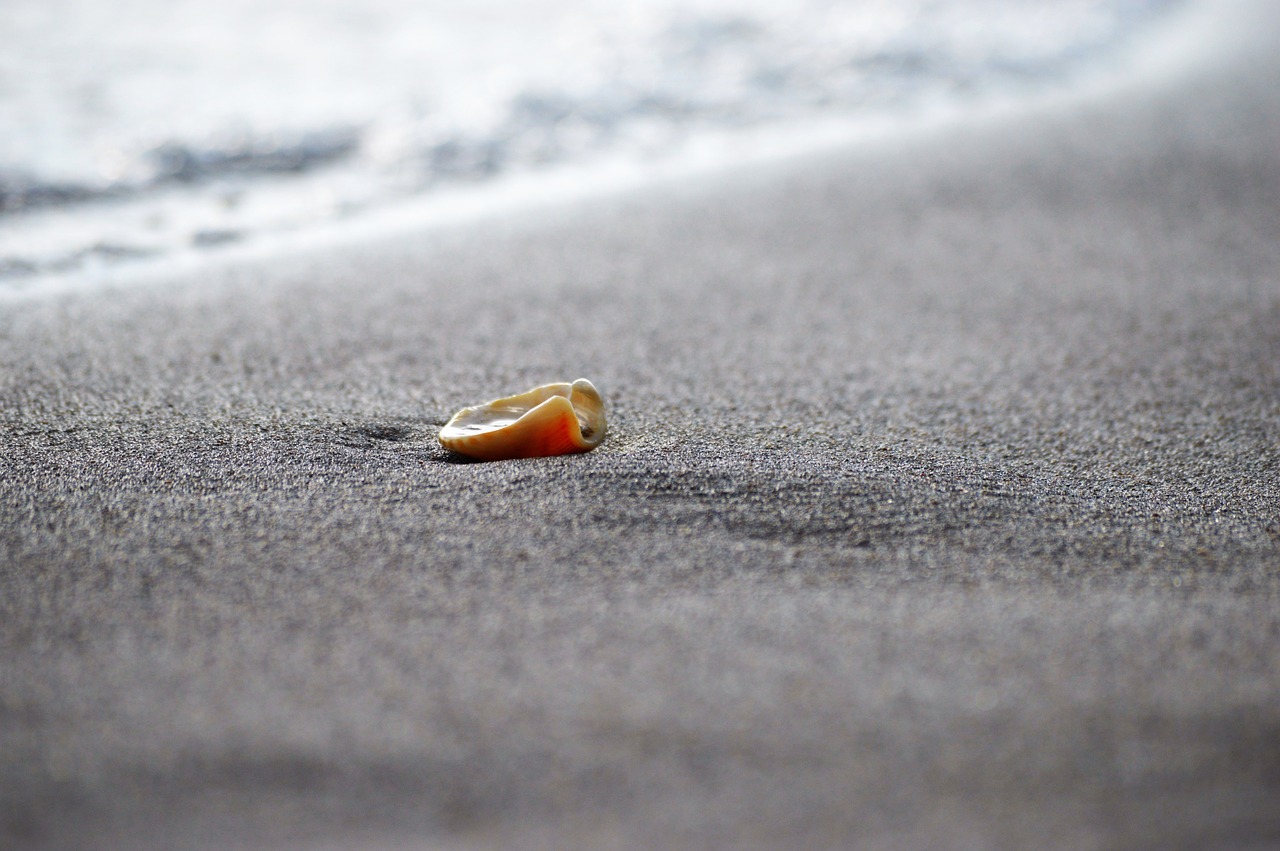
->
[[2, 2, 1279, 849]]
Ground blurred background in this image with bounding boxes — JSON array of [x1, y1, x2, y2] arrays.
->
[[0, 0, 1178, 284]]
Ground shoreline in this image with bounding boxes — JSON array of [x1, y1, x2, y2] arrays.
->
[[3, 0, 1279, 848], [0, 0, 1227, 307]]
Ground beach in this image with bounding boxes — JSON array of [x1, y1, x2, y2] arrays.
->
[[2, 1, 1279, 848]]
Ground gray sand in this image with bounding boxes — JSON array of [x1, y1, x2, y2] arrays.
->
[[3, 3, 1279, 850]]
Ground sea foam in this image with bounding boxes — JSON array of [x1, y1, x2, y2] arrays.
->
[[0, 0, 1180, 287]]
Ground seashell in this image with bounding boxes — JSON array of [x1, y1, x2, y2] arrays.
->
[[439, 378, 606, 461]]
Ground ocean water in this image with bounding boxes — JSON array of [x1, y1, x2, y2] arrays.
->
[[0, 0, 1180, 287]]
